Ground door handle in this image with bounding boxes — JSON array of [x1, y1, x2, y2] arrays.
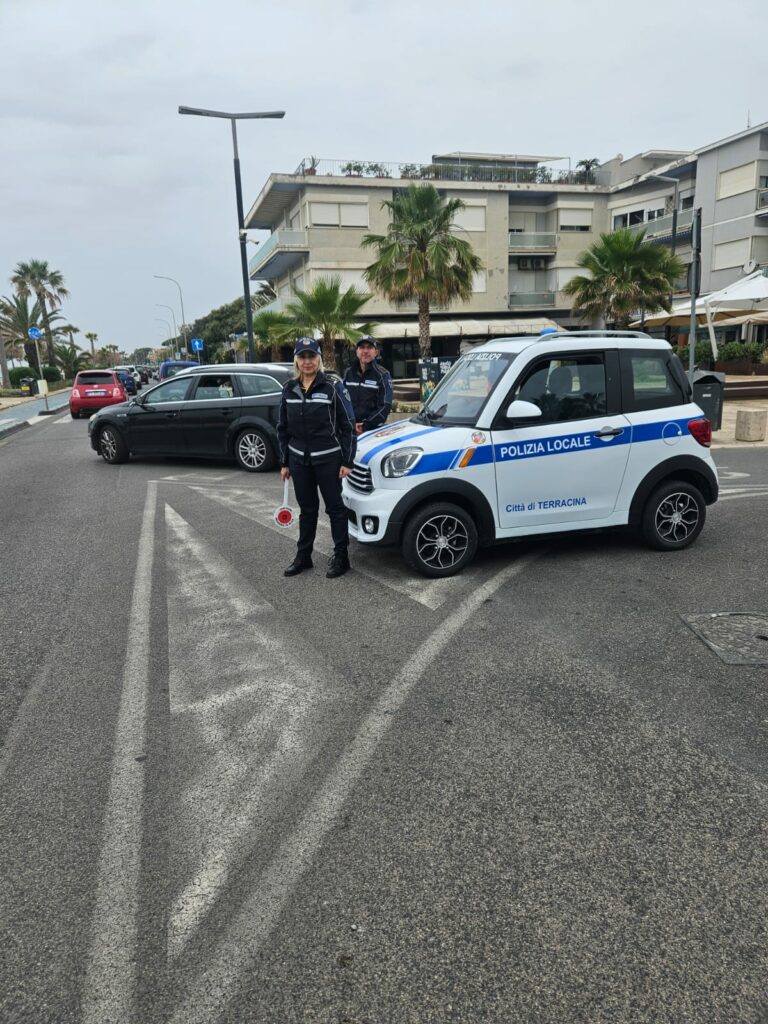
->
[[164, 411, 179, 419], [220, 409, 232, 416], [594, 427, 623, 438]]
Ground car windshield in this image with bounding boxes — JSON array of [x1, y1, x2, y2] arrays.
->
[[419, 352, 514, 425]]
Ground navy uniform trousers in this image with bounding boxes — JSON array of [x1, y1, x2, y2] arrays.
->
[[289, 452, 349, 558]]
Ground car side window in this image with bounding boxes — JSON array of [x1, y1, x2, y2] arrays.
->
[[621, 352, 686, 411], [509, 354, 608, 423], [236, 373, 282, 397], [190, 374, 236, 401], [143, 378, 191, 405]]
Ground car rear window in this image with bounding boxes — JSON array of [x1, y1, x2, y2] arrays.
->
[[77, 372, 115, 384]]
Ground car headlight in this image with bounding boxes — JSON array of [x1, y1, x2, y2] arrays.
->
[[380, 447, 423, 478]]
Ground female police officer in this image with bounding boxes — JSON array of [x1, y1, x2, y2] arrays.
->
[[277, 338, 356, 578]]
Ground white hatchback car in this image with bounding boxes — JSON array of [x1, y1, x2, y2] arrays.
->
[[342, 332, 719, 577]]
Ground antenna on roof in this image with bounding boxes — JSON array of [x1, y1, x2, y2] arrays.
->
[[747, 109, 751, 128]]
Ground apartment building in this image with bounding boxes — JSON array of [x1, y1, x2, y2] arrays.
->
[[244, 123, 768, 375]]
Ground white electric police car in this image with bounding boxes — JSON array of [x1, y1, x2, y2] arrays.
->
[[342, 331, 718, 577]]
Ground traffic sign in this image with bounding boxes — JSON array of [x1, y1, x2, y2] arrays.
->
[[191, 337, 203, 352], [28, 326, 42, 340]]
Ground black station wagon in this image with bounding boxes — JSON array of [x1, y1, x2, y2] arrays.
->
[[88, 363, 293, 472]]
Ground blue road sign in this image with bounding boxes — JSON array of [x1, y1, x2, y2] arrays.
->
[[191, 337, 203, 352], [28, 326, 42, 340]]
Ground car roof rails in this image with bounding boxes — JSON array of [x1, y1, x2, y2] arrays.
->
[[536, 330, 653, 342]]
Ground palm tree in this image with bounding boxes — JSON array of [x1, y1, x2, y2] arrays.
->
[[282, 277, 374, 371], [84, 331, 98, 358], [362, 184, 483, 358], [563, 228, 685, 328], [576, 158, 600, 184], [11, 260, 70, 367], [54, 342, 91, 378], [250, 310, 293, 362], [0, 293, 44, 376], [57, 323, 80, 348]]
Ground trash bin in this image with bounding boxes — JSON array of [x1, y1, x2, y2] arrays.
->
[[19, 377, 37, 396], [692, 370, 725, 431]]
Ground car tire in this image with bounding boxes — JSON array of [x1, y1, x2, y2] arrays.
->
[[402, 501, 478, 578], [98, 425, 129, 465], [235, 428, 275, 472], [640, 479, 706, 551], [70, 409, 80, 419]]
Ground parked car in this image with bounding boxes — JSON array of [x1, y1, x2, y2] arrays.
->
[[159, 359, 199, 380], [342, 331, 719, 576], [70, 370, 128, 418], [114, 365, 142, 388], [114, 370, 137, 395], [136, 366, 149, 384], [88, 363, 294, 470]]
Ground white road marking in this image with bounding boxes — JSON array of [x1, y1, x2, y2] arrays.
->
[[81, 482, 157, 1024], [718, 486, 768, 502], [187, 483, 479, 610], [164, 504, 337, 962], [169, 550, 541, 1024]]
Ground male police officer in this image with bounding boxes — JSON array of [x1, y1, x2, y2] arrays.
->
[[343, 336, 393, 435]]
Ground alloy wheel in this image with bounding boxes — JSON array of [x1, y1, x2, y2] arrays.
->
[[655, 491, 700, 544], [100, 429, 117, 461], [416, 514, 469, 570], [238, 431, 266, 470]]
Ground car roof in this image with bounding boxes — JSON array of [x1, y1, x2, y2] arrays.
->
[[179, 362, 293, 375], [470, 331, 672, 356]]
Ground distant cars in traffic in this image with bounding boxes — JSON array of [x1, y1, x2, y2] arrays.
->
[[70, 370, 128, 418], [159, 359, 199, 380], [89, 363, 293, 471]]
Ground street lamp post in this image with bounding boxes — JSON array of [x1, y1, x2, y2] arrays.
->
[[648, 173, 681, 342], [154, 275, 188, 355], [156, 303, 179, 347], [154, 318, 175, 355], [178, 105, 285, 362]]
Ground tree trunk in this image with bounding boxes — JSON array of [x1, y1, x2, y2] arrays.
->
[[37, 293, 55, 366], [24, 341, 39, 371], [322, 333, 337, 373], [418, 296, 431, 359], [0, 341, 10, 388], [271, 342, 281, 362]]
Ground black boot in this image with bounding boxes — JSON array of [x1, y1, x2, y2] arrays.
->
[[284, 556, 313, 577], [326, 551, 350, 578]]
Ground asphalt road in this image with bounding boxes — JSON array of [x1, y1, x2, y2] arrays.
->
[[1, 414, 767, 1024]]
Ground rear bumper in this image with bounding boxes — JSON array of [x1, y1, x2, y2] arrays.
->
[[71, 397, 124, 413]]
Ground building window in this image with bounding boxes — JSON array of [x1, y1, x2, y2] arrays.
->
[[713, 238, 750, 271], [559, 208, 592, 231], [759, 175, 768, 189], [613, 213, 628, 229], [453, 205, 486, 232], [680, 195, 694, 210], [647, 208, 666, 221], [717, 162, 757, 200], [309, 202, 368, 227]]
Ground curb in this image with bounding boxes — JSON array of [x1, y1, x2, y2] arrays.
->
[[0, 421, 31, 441]]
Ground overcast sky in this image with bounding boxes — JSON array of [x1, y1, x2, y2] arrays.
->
[[1, 0, 763, 355]]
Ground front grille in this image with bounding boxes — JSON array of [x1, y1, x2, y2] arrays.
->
[[348, 461, 373, 493]]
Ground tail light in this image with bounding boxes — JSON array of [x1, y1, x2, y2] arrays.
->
[[688, 418, 712, 447], [112, 386, 124, 398], [72, 387, 81, 398]]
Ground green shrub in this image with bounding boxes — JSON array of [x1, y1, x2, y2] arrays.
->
[[717, 341, 762, 363], [41, 365, 63, 383], [9, 367, 32, 386]]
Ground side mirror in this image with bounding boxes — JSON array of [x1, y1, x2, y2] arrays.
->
[[505, 399, 542, 419]]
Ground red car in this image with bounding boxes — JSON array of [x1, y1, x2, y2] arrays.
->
[[70, 370, 127, 419]]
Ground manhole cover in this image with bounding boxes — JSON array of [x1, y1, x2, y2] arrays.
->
[[682, 613, 768, 665]]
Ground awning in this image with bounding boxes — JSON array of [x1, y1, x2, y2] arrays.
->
[[370, 316, 560, 340]]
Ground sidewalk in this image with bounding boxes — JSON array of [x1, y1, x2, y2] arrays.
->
[[713, 399, 768, 448], [0, 389, 71, 439]]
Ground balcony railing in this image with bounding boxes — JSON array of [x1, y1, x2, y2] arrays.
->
[[508, 232, 558, 250], [248, 229, 309, 279], [627, 207, 694, 239], [293, 157, 590, 187], [757, 189, 768, 213], [509, 291, 556, 307]]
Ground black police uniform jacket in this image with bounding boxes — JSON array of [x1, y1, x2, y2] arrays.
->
[[343, 359, 393, 431], [277, 373, 357, 468]]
